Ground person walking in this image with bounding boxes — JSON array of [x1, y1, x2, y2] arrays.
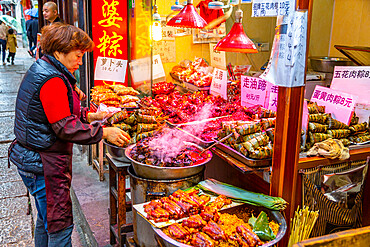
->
[[0, 20, 9, 65], [26, 16, 39, 57], [8, 23, 130, 247], [6, 28, 17, 65]]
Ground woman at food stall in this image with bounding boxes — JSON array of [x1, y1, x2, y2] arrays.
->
[[8, 23, 130, 246]]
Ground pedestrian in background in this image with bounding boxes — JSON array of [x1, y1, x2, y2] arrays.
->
[[6, 28, 17, 65], [0, 20, 9, 65], [43, 1, 63, 24], [26, 16, 39, 57]]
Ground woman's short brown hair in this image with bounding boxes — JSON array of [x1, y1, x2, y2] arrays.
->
[[40, 23, 94, 55]]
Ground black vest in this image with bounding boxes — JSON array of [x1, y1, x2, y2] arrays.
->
[[14, 55, 75, 150]]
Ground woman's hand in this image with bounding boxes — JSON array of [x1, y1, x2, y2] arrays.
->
[[103, 127, 130, 147], [87, 111, 113, 123]]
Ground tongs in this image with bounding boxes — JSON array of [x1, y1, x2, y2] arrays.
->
[[199, 132, 233, 155], [179, 115, 232, 126]]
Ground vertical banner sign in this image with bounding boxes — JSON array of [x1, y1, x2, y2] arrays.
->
[[210, 43, 226, 70], [310, 85, 358, 125], [252, 0, 291, 17], [241, 76, 268, 107], [265, 82, 279, 111], [92, 0, 128, 86], [261, 0, 308, 87], [210, 68, 228, 99], [330, 66, 370, 105]]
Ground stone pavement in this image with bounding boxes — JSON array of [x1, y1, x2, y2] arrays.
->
[[0, 45, 35, 246]]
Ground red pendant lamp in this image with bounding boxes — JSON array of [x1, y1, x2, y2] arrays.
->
[[167, 0, 207, 29], [214, 8, 258, 53]]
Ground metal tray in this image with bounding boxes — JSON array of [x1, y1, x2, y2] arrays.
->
[[103, 140, 130, 162], [153, 203, 287, 247], [215, 141, 272, 168], [183, 81, 210, 92]]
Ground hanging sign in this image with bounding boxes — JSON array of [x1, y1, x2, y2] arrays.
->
[[241, 76, 268, 107], [152, 54, 166, 80], [252, 0, 291, 17], [92, 0, 128, 86], [210, 68, 228, 99], [94, 57, 128, 83], [129, 55, 165, 84], [260, 0, 308, 87], [265, 82, 279, 111], [330, 66, 370, 105], [210, 43, 226, 70], [310, 85, 358, 125]]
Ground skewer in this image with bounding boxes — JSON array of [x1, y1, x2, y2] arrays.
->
[[199, 132, 233, 155]]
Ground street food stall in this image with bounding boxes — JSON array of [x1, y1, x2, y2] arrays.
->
[[87, 0, 370, 246]]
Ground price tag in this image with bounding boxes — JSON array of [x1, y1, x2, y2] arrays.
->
[[152, 54, 166, 80], [311, 85, 358, 125], [94, 56, 128, 83], [210, 43, 226, 70], [330, 66, 370, 105], [241, 76, 268, 107], [210, 68, 228, 100]]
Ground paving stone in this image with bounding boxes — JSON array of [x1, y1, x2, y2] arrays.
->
[[0, 115, 15, 142], [1, 238, 34, 246], [0, 215, 33, 245], [0, 180, 27, 199], [0, 197, 29, 219], [0, 158, 20, 183], [0, 144, 11, 158]]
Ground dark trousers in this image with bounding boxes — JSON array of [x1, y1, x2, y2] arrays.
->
[[7, 52, 15, 63], [0, 39, 6, 62], [28, 36, 37, 55]]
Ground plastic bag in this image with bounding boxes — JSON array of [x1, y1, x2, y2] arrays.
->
[[92, 103, 121, 124]]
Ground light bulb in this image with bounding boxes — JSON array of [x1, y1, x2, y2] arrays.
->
[[152, 9, 162, 41]]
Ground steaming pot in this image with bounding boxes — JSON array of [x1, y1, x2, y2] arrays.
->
[[124, 142, 212, 180]]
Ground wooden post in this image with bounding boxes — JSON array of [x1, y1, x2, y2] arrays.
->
[[270, 0, 313, 246]]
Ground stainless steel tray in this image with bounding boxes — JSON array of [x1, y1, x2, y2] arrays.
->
[[215, 141, 272, 167], [153, 203, 287, 247]]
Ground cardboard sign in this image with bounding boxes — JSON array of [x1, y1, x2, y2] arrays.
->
[[330, 66, 370, 105], [241, 76, 268, 107], [310, 85, 358, 125], [210, 68, 228, 100], [252, 0, 291, 17], [265, 82, 279, 111], [210, 43, 226, 70], [94, 57, 128, 83]]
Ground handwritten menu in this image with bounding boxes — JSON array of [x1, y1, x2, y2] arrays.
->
[[210, 68, 228, 100], [330, 66, 370, 105], [241, 76, 268, 107], [252, 0, 291, 17], [310, 85, 358, 125], [210, 43, 226, 70], [94, 57, 127, 82], [153, 40, 176, 63], [265, 82, 279, 111], [261, 0, 307, 87]]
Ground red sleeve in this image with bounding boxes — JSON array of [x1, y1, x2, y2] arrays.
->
[[40, 77, 72, 124]]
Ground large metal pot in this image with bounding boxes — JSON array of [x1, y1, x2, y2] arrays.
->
[[152, 203, 287, 247], [103, 140, 130, 162], [125, 142, 212, 180], [309, 56, 353, 73], [129, 166, 204, 247]]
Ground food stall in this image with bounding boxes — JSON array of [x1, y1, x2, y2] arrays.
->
[[89, 0, 370, 246]]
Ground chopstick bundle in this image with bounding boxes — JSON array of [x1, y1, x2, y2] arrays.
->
[[288, 206, 319, 247]]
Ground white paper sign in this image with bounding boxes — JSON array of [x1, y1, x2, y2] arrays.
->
[[94, 57, 128, 83], [252, 0, 291, 17], [210, 68, 228, 99], [210, 43, 226, 70], [152, 54, 166, 80], [330, 66, 370, 105], [241, 76, 268, 107], [265, 82, 279, 111], [261, 0, 308, 87], [310, 85, 358, 125]]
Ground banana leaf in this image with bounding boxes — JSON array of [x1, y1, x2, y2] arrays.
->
[[248, 212, 276, 241], [197, 179, 287, 211]]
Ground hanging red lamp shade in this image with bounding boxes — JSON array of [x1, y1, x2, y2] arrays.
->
[[167, 0, 207, 29], [214, 9, 258, 53]]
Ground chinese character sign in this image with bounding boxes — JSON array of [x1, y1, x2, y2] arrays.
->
[[241, 76, 268, 107], [252, 0, 291, 17], [92, 0, 128, 86], [210, 68, 228, 100], [94, 57, 128, 82], [311, 85, 358, 125], [265, 82, 279, 111], [210, 43, 226, 70], [330, 66, 370, 105]]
